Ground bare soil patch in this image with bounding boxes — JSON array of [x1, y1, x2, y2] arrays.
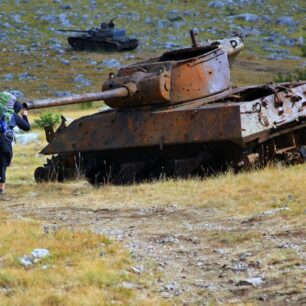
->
[[4, 193, 305, 305]]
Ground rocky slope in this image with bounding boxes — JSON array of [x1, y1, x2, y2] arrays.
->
[[0, 0, 305, 99]]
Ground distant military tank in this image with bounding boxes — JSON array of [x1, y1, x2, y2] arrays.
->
[[58, 20, 139, 51], [24, 31, 306, 185]]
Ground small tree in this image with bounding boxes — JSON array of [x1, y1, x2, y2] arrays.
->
[[34, 111, 61, 129]]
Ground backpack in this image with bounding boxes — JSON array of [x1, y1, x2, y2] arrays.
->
[[0, 92, 14, 135]]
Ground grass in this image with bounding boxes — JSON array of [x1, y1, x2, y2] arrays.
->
[[0, 104, 304, 306], [7, 132, 306, 221], [0, 211, 166, 306], [0, 1, 305, 304]]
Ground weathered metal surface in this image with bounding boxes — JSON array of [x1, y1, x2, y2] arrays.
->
[[170, 48, 230, 103], [103, 45, 230, 108], [39, 82, 306, 155], [239, 83, 306, 143], [41, 104, 241, 154]]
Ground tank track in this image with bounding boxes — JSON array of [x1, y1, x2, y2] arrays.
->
[[35, 127, 306, 185]]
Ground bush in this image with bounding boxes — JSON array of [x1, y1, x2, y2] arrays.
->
[[34, 111, 61, 129], [274, 69, 306, 83], [80, 102, 93, 110], [300, 44, 306, 57]]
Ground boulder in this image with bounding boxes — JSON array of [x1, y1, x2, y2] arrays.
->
[[233, 13, 259, 23], [167, 10, 183, 22], [276, 16, 297, 26], [101, 59, 121, 69], [73, 74, 91, 86]]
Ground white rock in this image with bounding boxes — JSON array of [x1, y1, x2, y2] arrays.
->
[[247, 277, 263, 286], [31, 248, 49, 258], [15, 132, 39, 145], [19, 255, 33, 267]]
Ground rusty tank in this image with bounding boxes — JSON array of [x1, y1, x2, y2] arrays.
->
[[24, 31, 306, 184]]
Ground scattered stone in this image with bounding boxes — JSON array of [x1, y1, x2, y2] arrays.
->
[[236, 277, 263, 286], [87, 60, 97, 66], [1, 73, 14, 81], [124, 54, 135, 60], [297, 37, 304, 47], [261, 15, 272, 24], [144, 17, 152, 24], [131, 265, 144, 274], [164, 42, 181, 49], [231, 261, 248, 272], [214, 248, 226, 255], [73, 74, 91, 86], [165, 283, 176, 291], [60, 59, 70, 65], [15, 132, 39, 145], [156, 236, 179, 244], [167, 10, 183, 22], [19, 255, 33, 267], [54, 91, 72, 97], [59, 13, 71, 26], [243, 207, 290, 223], [101, 59, 121, 69], [8, 90, 24, 99], [32, 248, 50, 258], [18, 72, 36, 81], [40, 15, 58, 24], [207, 1, 225, 8], [276, 16, 297, 26], [233, 13, 259, 23], [60, 4, 72, 10], [156, 20, 169, 29], [120, 282, 137, 289]]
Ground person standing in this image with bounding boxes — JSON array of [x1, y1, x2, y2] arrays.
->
[[0, 92, 30, 200]]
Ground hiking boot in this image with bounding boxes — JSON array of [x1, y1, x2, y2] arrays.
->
[[0, 193, 11, 201]]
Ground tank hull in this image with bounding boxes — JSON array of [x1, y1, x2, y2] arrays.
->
[[36, 82, 306, 184], [67, 36, 139, 51]]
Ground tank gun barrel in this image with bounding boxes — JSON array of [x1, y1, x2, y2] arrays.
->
[[24, 88, 129, 110], [57, 29, 89, 33]]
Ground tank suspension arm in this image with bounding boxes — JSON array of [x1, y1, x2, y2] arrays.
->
[[24, 87, 129, 110]]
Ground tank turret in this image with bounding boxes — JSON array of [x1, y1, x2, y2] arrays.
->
[[25, 31, 232, 110]]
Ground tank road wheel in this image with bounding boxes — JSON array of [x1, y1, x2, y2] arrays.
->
[[34, 165, 64, 183], [34, 167, 50, 183]]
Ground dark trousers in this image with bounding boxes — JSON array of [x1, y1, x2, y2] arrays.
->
[[0, 166, 6, 183], [0, 137, 12, 183]]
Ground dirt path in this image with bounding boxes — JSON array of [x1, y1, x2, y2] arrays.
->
[[4, 202, 306, 305]]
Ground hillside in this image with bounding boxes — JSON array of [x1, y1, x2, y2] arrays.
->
[[0, 0, 305, 100], [0, 1, 306, 305]]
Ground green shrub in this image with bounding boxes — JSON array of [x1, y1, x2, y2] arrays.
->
[[34, 111, 61, 129], [274, 69, 306, 83], [80, 102, 93, 110]]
